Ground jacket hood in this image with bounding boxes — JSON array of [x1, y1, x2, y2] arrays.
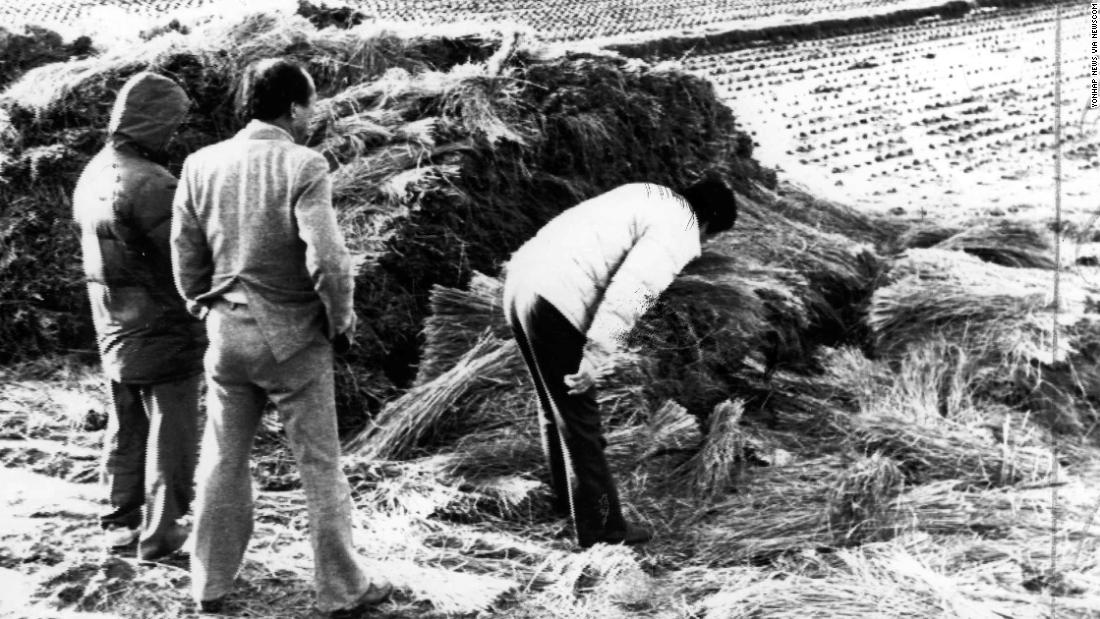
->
[[108, 72, 190, 155]]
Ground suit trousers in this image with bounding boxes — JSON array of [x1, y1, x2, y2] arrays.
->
[[190, 301, 370, 611], [507, 294, 627, 546], [100, 374, 200, 557]]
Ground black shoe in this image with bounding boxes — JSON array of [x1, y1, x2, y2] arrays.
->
[[139, 521, 190, 562], [326, 581, 393, 619], [198, 597, 226, 614], [579, 523, 653, 549]]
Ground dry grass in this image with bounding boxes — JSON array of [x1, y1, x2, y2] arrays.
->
[[345, 334, 524, 460], [696, 537, 1036, 619], [825, 453, 907, 545], [871, 248, 1094, 365], [417, 272, 510, 385], [869, 248, 1100, 435], [933, 221, 1057, 270], [691, 400, 749, 503]]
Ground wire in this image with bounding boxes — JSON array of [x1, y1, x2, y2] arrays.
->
[[1049, 2, 1064, 616]]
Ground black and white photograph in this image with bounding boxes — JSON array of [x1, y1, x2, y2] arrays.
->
[[0, 0, 1097, 617]]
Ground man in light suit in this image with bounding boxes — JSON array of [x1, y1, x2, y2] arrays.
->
[[171, 58, 390, 618]]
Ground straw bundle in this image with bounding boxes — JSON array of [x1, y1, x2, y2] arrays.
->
[[438, 423, 544, 480], [934, 221, 1057, 269], [870, 248, 1100, 431], [690, 455, 904, 566], [736, 194, 882, 310], [629, 251, 800, 416], [722, 358, 852, 441], [825, 453, 906, 545], [895, 222, 965, 251], [345, 334, 522, 459], [690, 441, 1068, 570], [768, 181, 903, 246], [634, 400, 702, 463], [417, 272, 509, 385], [690, 456, 842, 565], [692, 400, 749, 502], [844, 410, 1054, 488]]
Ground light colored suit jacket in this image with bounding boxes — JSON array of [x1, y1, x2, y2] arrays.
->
[[171, 120, 355, 362], [503, 183, 701, 356]]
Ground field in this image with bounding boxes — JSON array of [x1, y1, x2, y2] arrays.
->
[[686, 2, 1098, 222], [0, 0, 1024, 43], [2, 1, 1100, 619]]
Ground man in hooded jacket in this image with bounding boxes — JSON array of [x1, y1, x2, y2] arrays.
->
[[73, 71, 206, 561]]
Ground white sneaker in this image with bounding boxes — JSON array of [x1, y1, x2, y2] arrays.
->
[[104, 526, 139, 549]]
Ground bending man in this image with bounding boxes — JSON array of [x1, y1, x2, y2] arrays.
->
[[503, 176, 737, 548]]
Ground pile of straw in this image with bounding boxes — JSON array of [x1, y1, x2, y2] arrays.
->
[[844, 411, 1055, 488], [931, 220, 1056, 269], [0, 12, 514, 365], [0, 8, 760, 404], [870, 248, 1092, 364], [767, 181, 903, 246], [815, 340, 1060, 487], [894, 221, 965, 251], [869, 247, 1100, 433]]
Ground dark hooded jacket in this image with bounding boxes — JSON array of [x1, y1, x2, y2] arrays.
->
[[73, 72, 205, 383]]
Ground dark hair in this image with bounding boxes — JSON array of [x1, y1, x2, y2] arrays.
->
[[680, 171, 737, 234], [236, 58, 313, 122]]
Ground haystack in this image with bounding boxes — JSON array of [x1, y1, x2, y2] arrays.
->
[[0, 11, 514, 366], [0, 9, 761, 425]]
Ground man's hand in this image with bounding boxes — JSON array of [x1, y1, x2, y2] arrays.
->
[[564, 344, 614, 395], [333, 331, 352, 355], [564, 357, 599, 395]]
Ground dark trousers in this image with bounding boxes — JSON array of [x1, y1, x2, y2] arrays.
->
[[100, 375, 200, 556], [508, 294, 626, 546]]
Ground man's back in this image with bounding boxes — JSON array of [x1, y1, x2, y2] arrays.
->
[[178, 58, 385, 617], [74, 71, 204, 384], [505, 183, 700, 347], [173, 120, 354, 362]]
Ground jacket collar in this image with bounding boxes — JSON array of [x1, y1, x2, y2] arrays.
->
[[236, 119, 296, 143]]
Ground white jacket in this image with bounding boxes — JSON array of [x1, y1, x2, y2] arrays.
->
[[504, 183, 701, 354]]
